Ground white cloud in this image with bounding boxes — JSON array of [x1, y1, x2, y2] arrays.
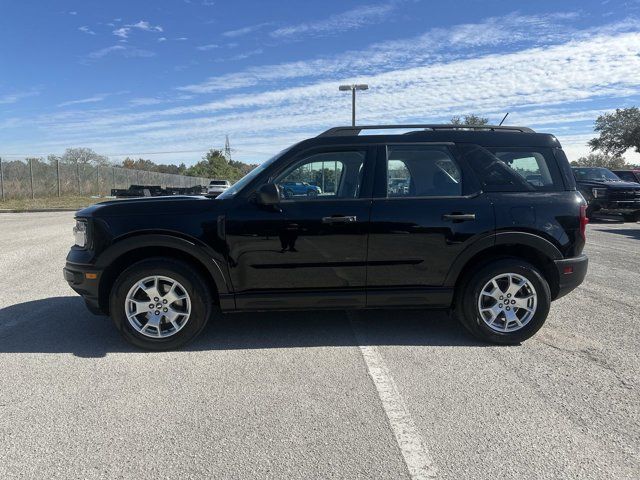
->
[[222, 22, 271, 38], [179, 12, 597, 94], [270, 2, 397, 38], [129, 97, 164, 106], [68, 11, 77, 16], [78, 26, 96, 35], [158, 37, 167, 42], [112, 20, 163, 39], [57, 95, 106, 107], [85, 45, 156, 61], [128, 20, 163, 32], [113, 27, 130, 39], [0, 89, 40, 105], [196, 43, 219, 51]]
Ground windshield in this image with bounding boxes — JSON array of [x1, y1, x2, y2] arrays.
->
[[216, 146, 292, 199], [209, 180, 228, 186], [572, 167, 621, 182]]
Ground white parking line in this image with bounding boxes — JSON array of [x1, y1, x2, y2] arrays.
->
[[350, 313, 438, 480]]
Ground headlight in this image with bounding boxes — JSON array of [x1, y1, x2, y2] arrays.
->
[[73, 219, 88, 248], [592, 188, 607, 198]]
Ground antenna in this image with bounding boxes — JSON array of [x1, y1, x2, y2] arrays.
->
[[498, 112, 509, 126]]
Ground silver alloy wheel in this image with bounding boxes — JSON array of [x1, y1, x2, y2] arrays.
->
[[477, 273, 537, 333], [125, 275, 191, 339]]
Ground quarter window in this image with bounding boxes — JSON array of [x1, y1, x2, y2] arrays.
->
[[386, 145, 462, 197], [458, 144, 563, 192]]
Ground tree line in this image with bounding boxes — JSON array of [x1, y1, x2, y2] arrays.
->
[[5, 147, 258, 182]]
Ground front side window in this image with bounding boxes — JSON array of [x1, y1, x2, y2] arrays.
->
[[386, 145, 462, 197], [275, 151, 365, 200]]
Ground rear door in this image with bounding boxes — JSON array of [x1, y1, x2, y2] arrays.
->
[[366, 143, 494, 306]]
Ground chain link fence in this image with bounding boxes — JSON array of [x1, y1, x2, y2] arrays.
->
[[0, 157, 211, 200]]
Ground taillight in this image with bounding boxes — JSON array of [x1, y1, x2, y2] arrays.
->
[[579, 204, 588, 240]]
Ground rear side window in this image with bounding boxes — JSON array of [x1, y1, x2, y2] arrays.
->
[[386, 145, 462, 197], [458, 144, 563, 192]]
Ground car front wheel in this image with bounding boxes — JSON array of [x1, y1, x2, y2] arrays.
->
[[455, 258, 551, 345], [109, 258, 213, 350]]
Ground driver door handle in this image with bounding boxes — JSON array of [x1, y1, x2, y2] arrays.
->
[[322, 215, 357, 224], [442, 213, 476, 222]]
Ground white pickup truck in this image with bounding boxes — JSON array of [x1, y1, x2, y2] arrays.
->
[[206, 179, 231, 196]]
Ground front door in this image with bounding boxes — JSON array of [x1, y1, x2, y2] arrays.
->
[[226, 146, 374, 310], [366, 143, 494, 306]]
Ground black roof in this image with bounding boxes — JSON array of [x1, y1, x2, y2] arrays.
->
[[311, 124, 561, 148]]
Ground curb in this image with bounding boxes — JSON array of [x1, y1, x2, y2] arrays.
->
[[0, 208, 83, 213]]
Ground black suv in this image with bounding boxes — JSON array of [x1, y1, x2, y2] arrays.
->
[[64, 124, 589, 350], [572, 167, 640, 221]]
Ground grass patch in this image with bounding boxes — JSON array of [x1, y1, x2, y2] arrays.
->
[[0, 196, 107, 211]]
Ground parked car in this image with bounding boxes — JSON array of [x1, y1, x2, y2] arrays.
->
[[611, 169, 640, 184], [65, 124, 588, 350], [572, 167, 640, 221], [279, 181, 322, 198], [207, 179, 231, 196]]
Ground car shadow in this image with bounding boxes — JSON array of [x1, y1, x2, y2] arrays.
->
[[0, 296, 488, 357], [596, 228, 640, 240], [588, 215, 625, 224]]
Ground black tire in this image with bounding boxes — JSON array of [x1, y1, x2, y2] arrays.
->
[[455, 258, 551, 345], [623, 212, 640, 222], [284, 189, 294, 199], [109, 257, 213, 351], [585, 205, 595, 220], [307, 189, 318, 197]]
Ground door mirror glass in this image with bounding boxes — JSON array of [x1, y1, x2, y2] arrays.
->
[[256, 183, 280, 205]]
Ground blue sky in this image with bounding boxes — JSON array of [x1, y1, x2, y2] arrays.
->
[[1, 0, 640, 165]]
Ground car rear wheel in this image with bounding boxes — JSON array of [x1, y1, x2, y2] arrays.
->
[[109, 258, 213, 350], [455, 258, 551, 345]]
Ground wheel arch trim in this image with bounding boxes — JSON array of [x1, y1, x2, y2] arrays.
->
[[444, 231, 563, 287], [96, 233, 231, 295]]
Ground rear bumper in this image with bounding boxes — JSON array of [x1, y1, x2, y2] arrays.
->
[[63, 263, 105, 315], [554, 254, 588, 299]]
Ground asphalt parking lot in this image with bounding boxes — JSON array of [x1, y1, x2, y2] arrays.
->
[[0, 212, 638, 479]]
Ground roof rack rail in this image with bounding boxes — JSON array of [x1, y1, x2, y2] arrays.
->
[[318, 124, 535, 137]]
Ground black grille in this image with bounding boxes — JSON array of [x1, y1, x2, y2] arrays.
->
[[609, 189, 640, 200]]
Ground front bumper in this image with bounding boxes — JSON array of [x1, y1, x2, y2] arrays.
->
[[63, 262, 105, 315], [554, 254, 588, 299], [593, 199, 640, 214]]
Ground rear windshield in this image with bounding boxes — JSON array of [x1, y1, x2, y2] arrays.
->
[[458, 144, 564, 192], [209, 180, 228, 185]]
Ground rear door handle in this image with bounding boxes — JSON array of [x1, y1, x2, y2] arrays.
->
[[442, 213, 476, 222], [322, 215, 357, 224]]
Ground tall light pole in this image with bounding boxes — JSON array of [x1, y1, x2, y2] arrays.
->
[[339, 84, 368, 126]]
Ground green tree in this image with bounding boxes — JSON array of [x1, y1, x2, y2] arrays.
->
[[450, 114, 490, 126], [588, 107, 640, 157], [186, 149, 245, 181], [570, 153, 628, 169]]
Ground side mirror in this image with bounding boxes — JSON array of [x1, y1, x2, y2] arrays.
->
[[256, 183, 280, 205]]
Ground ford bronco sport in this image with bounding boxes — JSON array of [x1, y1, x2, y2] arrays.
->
[[64, 124, 589, 350]]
